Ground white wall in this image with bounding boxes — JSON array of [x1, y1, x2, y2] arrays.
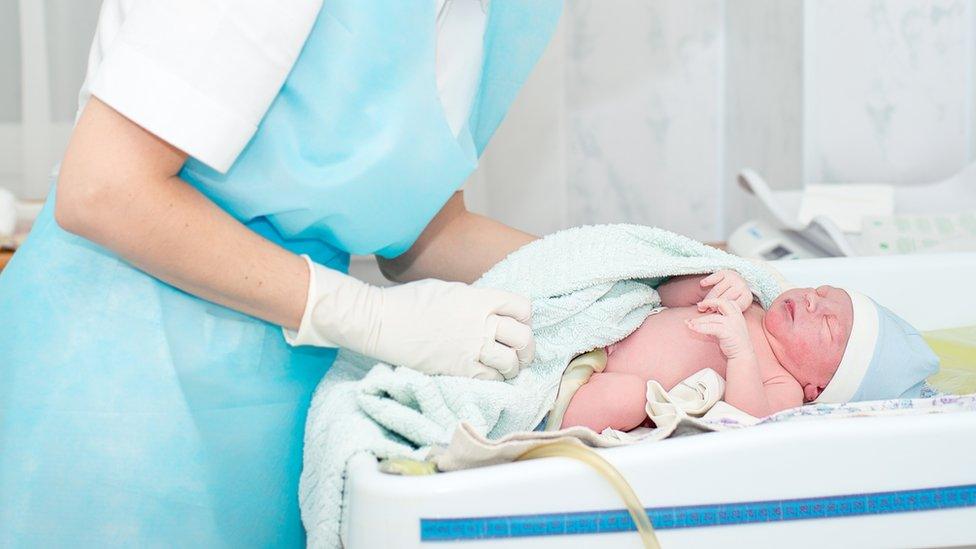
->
[[470, 0, 729, 241], [468, 0, 976, 242], [3, 0, 974, 242], [803, 0, 975, 184]]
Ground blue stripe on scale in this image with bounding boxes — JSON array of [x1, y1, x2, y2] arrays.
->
[[420, 483, 976, 542]]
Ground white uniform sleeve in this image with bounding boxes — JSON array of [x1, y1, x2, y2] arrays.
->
[[89, 0, 322, 173]]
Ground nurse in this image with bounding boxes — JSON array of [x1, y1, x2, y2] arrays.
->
[[0, 0, 561, 546]]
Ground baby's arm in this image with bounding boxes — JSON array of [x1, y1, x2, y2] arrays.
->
[[658, 270, 754, 310], [688, 299, 800, 417], [717, 353, 801, 416], [657, 275, 709, 307], [561, 372, 648, 432], [761, 373, 804, 414]]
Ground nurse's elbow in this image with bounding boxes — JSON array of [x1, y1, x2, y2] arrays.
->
[[54, 164, 116, 238], [376, 255, 408, 283]]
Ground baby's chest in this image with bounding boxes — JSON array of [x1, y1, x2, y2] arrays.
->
[[605, 308, 729, 389]]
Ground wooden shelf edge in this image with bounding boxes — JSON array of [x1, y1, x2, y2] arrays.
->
[[0, 250, 13, 272]]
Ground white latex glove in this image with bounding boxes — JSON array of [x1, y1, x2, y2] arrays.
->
[[284, 256, 535, 381], [699, 270, 755, 312], [685, 298, 756, 360]]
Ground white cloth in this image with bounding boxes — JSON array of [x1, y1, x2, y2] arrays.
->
[[76, 0, 488, 173], [429, 381, 976, 473], [602, 369, 759, 443], [429, 369, 760, 472], [78, 0, 321, 172], [435, 0, 488, 137]]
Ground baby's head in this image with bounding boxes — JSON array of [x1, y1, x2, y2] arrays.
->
[[762, 286, 939, 403]]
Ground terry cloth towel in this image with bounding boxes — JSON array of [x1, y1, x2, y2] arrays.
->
[[430, 368, 760, 472], [299, 224, 782, 548]]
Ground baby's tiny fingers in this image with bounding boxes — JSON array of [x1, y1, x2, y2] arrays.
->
[[721, 300, 743, 317], [715, 288, 735, 301], [703, 287, 721, 302], [686, 319, 725, 337], [689, 313, 725, 325], [697, 298, 733, 313], [714, 279, 733, 297], [700, 271, 724, 287], [716, 287, 737, 302], [697, 301, 724, 314], [686, 318, 709, 332]]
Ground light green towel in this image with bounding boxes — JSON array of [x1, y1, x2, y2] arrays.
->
[[299, 224, 783, 548]]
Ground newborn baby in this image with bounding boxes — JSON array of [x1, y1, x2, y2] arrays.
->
[[559, 270, 939, 432]]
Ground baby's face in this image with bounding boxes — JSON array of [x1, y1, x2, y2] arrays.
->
[[763, 286, 854, 401]]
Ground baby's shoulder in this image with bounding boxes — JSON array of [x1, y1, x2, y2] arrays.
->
[[758, 359, 801, 388], [744, 300, 766, 317], [762, 369, 805, 411]]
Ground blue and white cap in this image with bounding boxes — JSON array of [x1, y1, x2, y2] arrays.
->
[[813, 291, 940, 404]]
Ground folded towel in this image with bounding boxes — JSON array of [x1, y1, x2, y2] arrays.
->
[[299, 224, 783, 548]]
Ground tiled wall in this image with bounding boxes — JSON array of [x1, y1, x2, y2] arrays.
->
[[468, 0, 976, 242], [803, 0, 973, 184]]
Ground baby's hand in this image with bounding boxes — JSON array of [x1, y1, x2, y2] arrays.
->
[[700, 270, 754, 311], [687, 298, 755, 360]]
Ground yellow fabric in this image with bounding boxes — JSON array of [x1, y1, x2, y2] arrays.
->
[[924, 325, 976, 395]]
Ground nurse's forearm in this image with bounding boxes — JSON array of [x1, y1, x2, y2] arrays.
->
[[55, 98, 308, 330], [377, 191, 537, 284]]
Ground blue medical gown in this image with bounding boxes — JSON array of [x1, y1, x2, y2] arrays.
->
[[0, 1, 561, 547]]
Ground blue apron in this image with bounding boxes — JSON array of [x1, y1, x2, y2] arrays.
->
[[0, 1, 561, 547]]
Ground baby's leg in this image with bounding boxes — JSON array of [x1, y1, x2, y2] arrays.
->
[[560, 372, 648, 432]]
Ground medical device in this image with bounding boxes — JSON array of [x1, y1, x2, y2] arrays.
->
[[342, 252, 976, 548], [729, 163, 976, 259], [727, 219, 829, 260]]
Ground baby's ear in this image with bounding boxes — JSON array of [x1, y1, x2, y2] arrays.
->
[[802, 384, 821, 402]]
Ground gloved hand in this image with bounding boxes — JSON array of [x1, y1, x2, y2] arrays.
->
[[284, 256, 535, 381], [685, 298, 755, 360], [699, 269, 755, 312]]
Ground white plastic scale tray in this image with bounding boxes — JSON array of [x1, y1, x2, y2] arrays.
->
[[342, 253, 976, 548]]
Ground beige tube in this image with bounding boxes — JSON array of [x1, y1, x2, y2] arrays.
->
[[517, 442, 661, 549]]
